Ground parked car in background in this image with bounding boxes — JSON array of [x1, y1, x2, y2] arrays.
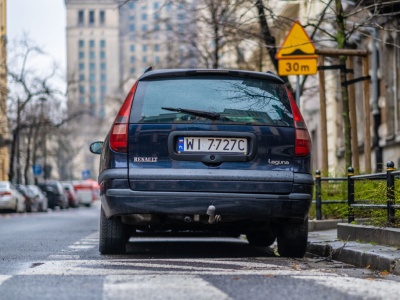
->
[[90, 68, 313, 256], [0, 181, 26, 213], [61, 182, 80, 208], [27, 185, 48, 212], [37, 181, 69, 209], [72, 181, 94, 207], [16, 184, 38, 212]]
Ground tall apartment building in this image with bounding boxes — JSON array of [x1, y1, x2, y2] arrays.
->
[[0, 0, 9, 181], [65, 0, 197, 179]]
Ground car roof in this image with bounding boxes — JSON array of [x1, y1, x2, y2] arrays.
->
[[138, 68, 284, 83]]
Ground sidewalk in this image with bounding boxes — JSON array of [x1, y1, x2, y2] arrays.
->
[[307, 221, 400, 275]]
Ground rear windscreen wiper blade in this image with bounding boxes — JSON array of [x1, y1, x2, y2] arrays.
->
[[161, 107, 221, 120]]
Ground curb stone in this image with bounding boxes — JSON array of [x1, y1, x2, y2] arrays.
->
[[307, 229, 400, 275]]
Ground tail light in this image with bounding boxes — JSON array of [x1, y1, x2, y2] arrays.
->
[[110, 82, 138, 152], [287, 88, 311, 156], [0, 191, 11, 196]]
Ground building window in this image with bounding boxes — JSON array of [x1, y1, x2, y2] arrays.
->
[[90, 63, 95, 71], [100, 51, 106, 59], [142, 45, 147, 51], [89, 40, 95, 48], [154, 24, 160, 31], [79, 86, 85, 94], [129, 24, 135, 31], [90, 51, 95, 59], [100, 11, 105, 24], [141, 13, 147, 21], [89, 10, 95, 25], [130, 67, 136, 74], [100, 40, 106, 48], [90, 74, 95, 82], [78, 10, 84, 25], [130, 56, 135, 63], [154, 2, 159, 9], [178, 14, 184, 21], [99, 108, 105, 118], [155, 56, 160, 64], [130, 45, 135, 52], [100, 62, 106, 70], [79, 74, 85, 81], [101, 85, 107, 94], [154, 44, 160, 52], [166, 23, 172, 31], [79, 51, 84, 59], [79, 97, 85, 104], [129, 15, 135, 21], [166, 3, 172, 11], [129, 2, 135, 9], [142, 24, 147, 31], [101, 74, 106, 81], [90, 86, 96, 93], [79, 63, 84, 70], [78, 40, 84, 48], [142, 56, 147, 63], [154, 13, 159, 20], [89, 96, 96, 104]]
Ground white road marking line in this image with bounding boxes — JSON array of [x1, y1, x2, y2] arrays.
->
[[0, 275, 12, 286], [102, 275, 232, 300], [68, 245, 96, 250], [47, 255, 81, 260], [18, 259, 326, 276]]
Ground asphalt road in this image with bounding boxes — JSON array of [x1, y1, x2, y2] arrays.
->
[[1, 203, 400, 300]]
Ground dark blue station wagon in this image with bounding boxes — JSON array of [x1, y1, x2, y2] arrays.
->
[[90, 68, 313, 257]]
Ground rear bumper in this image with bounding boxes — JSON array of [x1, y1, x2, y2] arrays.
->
[[102, 189, 311, 221], [0, 198, 16, 210], [100, 168, 313, 222]]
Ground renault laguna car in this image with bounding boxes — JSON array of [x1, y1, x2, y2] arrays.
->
[[90, 68, 313, 257]]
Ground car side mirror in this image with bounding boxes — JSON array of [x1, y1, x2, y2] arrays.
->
[[90, 141, 104, 155]]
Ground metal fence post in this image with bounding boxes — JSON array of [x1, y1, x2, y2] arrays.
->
[[347, 167, 355, 223], [386, 161, 396, 225], [315, 170, 322, 220]]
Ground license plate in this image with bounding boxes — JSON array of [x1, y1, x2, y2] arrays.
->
[[177, 137, 247, 154]]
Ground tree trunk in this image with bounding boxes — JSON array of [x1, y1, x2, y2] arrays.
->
[[335, 0, 352, 168], [8, 129, 18, 183], [24, 126, 34, 184], [255, 0, 293, 92]]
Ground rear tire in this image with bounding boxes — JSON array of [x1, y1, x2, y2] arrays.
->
[[99, 206, 128, 254], [277, 218, 308, 258], [246, 231, 275, 247]]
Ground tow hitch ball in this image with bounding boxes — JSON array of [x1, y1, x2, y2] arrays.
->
[[206, 205, 221, 224]]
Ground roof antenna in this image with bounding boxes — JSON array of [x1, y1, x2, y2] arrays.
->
[[144, 66, 153, 73]]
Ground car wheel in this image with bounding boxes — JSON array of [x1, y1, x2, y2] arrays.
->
[[18, 199, 26, 213], [246, 231, 276, 247], [99, 206, 128, 254], [277, 218, 308, 258]]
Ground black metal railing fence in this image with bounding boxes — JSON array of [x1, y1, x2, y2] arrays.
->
[[314, 161, 400, 226]]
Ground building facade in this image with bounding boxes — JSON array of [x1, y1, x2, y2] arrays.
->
[[272, 0, 400, 174]]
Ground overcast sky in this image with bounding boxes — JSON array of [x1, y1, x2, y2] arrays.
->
[[7, 0, 66, 74]]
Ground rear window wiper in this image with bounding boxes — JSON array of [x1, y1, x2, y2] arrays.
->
[[161, 107, 221, 120]]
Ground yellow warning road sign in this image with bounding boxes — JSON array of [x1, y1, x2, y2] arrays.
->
[[276, 21, 317, 59]]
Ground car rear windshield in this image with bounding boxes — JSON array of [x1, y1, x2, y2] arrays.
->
[[130, 75, 294, 126]]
